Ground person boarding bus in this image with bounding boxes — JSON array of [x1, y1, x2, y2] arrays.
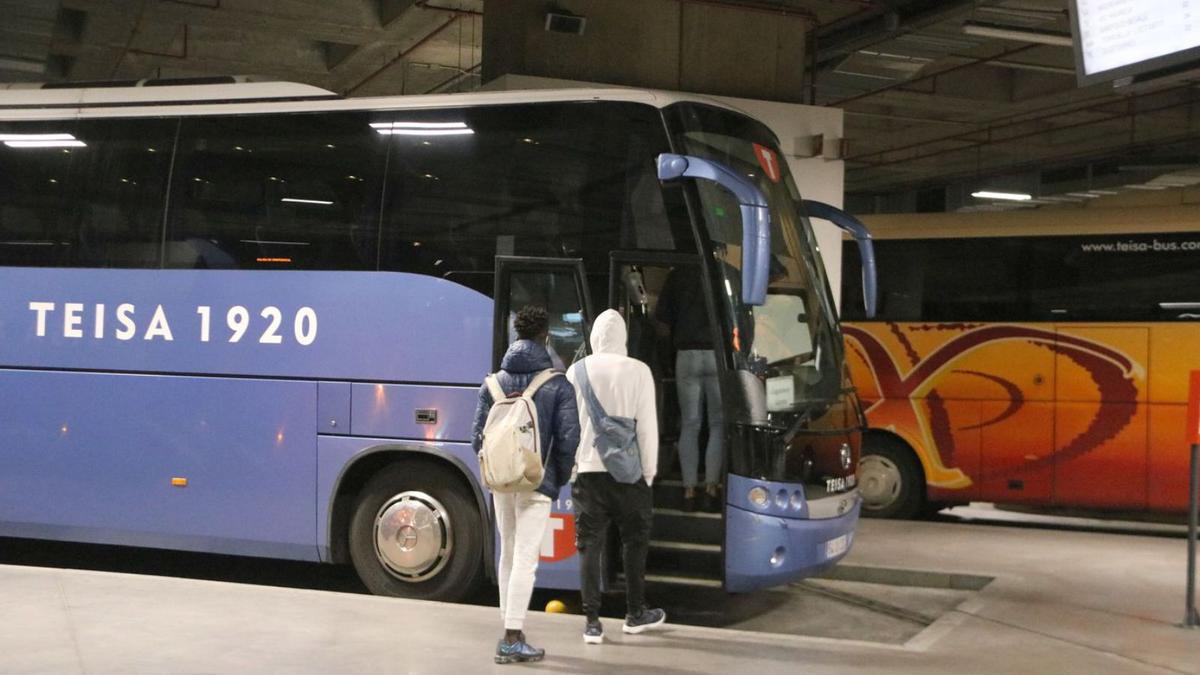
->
[[567, 309, 665, 644]]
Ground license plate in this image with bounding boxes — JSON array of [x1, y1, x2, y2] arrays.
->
[[824, 533, 850, 558]]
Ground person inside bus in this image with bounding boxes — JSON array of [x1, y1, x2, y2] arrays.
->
[[470, 305, 580, 665], [655, 265, 724, 512], [568, 309, 665, 644]]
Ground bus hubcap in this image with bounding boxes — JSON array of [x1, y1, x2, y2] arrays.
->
[[858, 455, 902, 510], [373, 491, 452, 582]]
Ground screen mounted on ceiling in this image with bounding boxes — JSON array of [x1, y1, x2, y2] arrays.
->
[[1070, 0, 1200, 86]]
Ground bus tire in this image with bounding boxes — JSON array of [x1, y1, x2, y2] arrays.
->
[[858, 435, 925, 520], [349, 462, 484, 601]]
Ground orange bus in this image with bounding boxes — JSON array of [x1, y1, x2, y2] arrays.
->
[[839, 213, 1199, 518]]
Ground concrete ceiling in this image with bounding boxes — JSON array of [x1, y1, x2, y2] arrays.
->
[[3, 0, 1198, 212], [3, 0, 484, 96]]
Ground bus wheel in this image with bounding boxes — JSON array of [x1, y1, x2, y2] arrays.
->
[[858, 436, 924, 519], [349, 463, 484, 601]]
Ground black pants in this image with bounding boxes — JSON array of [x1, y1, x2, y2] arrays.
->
[[573, 472, 653, 620]]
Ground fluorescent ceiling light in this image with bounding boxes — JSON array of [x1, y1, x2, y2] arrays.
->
[[0, 133, 75, 141], [1, 132, 87, 149], [971, 190, 1032, 201], [280, 198, 333, 205], [1160, 302, 1200, 310], [378, 129, 475, 136], [961, 21, 1072, 47], [371, 121, 469, 129], [4, 140, 86, 148], [371, 121, 474, 136]]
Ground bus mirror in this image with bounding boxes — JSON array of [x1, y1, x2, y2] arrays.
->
[[657, 153, 770, 306], [801, 200, 877, 319]]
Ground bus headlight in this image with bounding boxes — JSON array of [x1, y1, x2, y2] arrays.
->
[[748, 486, 770, 508]]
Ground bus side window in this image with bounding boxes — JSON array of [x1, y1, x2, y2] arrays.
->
[[165, 112, 387, 271], [72, 118, 177, 269], [0, 118, 174, 269]]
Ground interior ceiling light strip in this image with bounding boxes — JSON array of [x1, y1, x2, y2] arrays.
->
[[280, 198, 333, 205], [971, 190, 1032, 201]]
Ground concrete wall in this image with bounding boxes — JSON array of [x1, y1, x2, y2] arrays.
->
[[482, 0, 809, 103]]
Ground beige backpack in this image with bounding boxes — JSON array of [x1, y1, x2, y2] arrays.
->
[[478, 369, 558, 493]]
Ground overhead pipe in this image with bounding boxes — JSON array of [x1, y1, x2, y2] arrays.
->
[[830, 43, 1038, 107], [415, 1, 483, 17], [671, 0, 817, 21]]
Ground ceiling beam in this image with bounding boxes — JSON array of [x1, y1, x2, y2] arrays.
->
[[814, 0, 978, 68]]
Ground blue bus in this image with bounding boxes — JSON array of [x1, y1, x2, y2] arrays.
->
[[0, 80, 867, 600]]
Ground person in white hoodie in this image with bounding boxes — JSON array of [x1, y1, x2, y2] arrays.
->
[[567, 309, 665, 645]]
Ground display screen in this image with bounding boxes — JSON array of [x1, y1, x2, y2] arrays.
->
[[1070, 0, 1200, 86]]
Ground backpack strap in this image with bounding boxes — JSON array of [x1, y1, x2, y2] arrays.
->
[[521, 369, 559, 398], [484, 374, 506, 402], [570, 361, 608, 432]]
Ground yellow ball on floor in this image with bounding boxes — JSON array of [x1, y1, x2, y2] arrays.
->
[[545, 599, 567, 614]]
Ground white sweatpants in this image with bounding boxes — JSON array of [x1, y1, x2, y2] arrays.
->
[[494, 491, 552, 631]]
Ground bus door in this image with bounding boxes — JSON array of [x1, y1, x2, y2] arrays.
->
[[491, 256, 593, 589], [609, 251, 725, 589], [1052, 326, 1149, 509]]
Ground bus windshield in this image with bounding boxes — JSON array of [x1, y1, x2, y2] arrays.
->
[[666, 103, 843, 411]]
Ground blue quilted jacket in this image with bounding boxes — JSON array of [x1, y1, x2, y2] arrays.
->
[[471, 340, 580, 499]]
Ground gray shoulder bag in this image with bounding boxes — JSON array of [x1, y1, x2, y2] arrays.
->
[[571, 361, 644, 484]]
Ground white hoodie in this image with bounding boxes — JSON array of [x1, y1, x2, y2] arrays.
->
[[567, 309, 659, 485]]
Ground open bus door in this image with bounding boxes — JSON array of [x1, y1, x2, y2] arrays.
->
[[608, 251, 725, 589]]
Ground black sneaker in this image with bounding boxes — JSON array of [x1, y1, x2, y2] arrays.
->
[[622, 607, 666, 634], [495, 636, 545, 664], [583, 618, 604, 644]]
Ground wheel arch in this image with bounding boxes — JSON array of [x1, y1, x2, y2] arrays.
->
[[863, 428, 930, 486], [326, 443, 493, 582]]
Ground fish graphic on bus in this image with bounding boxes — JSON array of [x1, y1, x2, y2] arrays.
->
[[844, 321, 1193, 517]]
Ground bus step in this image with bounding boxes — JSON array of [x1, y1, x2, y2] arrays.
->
[[653, 509, 723, 546], [619, 572, 723, 589], [652, 484, 726, 513], [649, 540, 720, 552], [647, 539, 723, 578]]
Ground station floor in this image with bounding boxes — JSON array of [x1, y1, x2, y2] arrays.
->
[[2, 517, 1197, 674]]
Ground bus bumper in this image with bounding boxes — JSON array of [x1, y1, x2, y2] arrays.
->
[[724, 483, 861, 593]]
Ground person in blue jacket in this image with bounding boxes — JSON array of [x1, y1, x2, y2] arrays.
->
[[471, 305, 580, 665]]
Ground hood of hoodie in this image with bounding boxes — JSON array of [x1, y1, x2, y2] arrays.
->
[[590, 309, 628, 356], [500, 339, 555, 374]]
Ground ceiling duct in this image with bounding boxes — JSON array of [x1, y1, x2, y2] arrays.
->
[[0, 1, 61, 82], [834, 49, 933, 82]]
